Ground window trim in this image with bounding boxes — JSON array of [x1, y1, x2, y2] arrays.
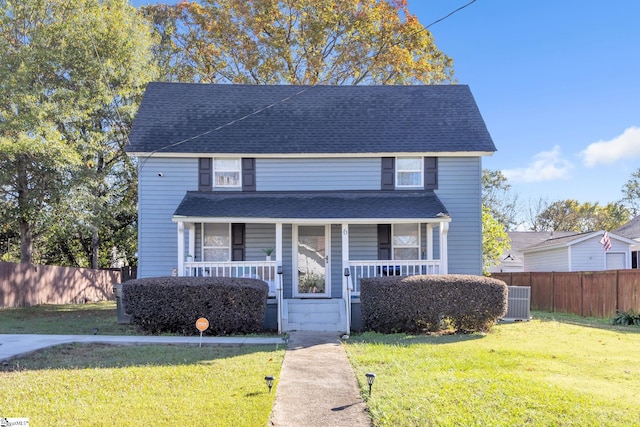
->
[[201, 223, 231, 262], [392, 223, 421, 260], [395, 156, 423, 188], [213, 157, 242, 188]]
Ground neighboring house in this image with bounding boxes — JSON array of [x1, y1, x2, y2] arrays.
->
[[127, 83, 496, 332], [614, 215, 640, 268], [521, 230, 636, 272], [489, 231, 574, 273]]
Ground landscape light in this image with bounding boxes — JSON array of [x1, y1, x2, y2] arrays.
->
[[365, 372, 376, 396], [265, 375, 275, 392]]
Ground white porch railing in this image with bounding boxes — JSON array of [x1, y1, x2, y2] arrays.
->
[[183, 261, 278, 296], [348, 260, 441, 295]]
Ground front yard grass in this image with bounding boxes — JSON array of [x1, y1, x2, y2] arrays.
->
[[345, 312, 640, 426], [0, 301, 137, 335], [1, 343, 284, 426]]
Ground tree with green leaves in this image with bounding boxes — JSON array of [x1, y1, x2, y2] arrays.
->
[[140, 0, 455, 85], [533, 199, 630, 233], [482, 169, 520, 231], [482, 205, 511, 274], [0, 0, 156, 266], [621, 168, 640, 217]]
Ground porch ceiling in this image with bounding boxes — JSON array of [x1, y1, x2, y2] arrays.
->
[[173, 190, 449, 222]]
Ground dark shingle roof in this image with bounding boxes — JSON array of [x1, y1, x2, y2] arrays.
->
[[173, 190, 448, 220], [128, 83, 496, 155], [615, 215, 640, 239]]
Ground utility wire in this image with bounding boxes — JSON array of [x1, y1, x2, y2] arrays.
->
[[139, 0, 478, 165]]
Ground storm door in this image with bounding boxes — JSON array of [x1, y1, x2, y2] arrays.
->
[[293, 225, 330, 297]]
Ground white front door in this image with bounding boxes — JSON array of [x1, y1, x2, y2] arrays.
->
[[293, 225, 331, 298]]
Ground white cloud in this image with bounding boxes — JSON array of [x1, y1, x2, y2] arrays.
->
[[502, 145, 573, 183], [581, 126, 640, 167]]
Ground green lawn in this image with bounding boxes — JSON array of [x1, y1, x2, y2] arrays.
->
[[1, 343, 284, 426], [0, 301, 137, 335], [3, 304, 640, 426], [0, 302, 284, 426], [345, 313, 640, 426]]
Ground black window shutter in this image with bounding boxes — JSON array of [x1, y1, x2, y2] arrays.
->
[[424, 157, 438, 190], [231, 223, 245, 261], [381, 157, 395, 190], [242, 158, 256, 192], [377, 224, 392, 260], [198, 158, 212, 192]]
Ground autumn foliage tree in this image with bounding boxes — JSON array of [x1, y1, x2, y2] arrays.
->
[[141, 0, 455, 85], [533, 199, 630, 233]]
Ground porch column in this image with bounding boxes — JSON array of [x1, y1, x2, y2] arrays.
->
[[187, 224, 195, 261], [177, 221, 185, 276], [275, 223, 284, 335], [275, 223, 283, 266], [341, 223, 351, 334], [426, 224, 434, 260], [341, 223, 350, 291], [440, 222, 449, 274]]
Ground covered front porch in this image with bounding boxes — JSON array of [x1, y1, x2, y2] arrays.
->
[[173, 191, 451, 333]]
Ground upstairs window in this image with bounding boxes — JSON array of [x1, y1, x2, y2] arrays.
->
[[202, 223, 230, 261], [393, 223, 420, 260], [214, 158, 241, 188], [396, 157, 423, 188]]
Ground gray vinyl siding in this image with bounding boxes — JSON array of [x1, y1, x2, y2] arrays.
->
[[245, 224, 277, 261], [331, 225, 344, 298], [256, 158, 380, 191], [570, 239, 607, 271], [422, 224, 441, 260], [524, 247, 569, 272], [348, 225, 378, 260], [435, 157, 483, 275], [282, 225, 293, 299], [138, 157, 198, 277]]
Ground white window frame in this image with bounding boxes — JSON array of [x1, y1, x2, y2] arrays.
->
[[392, 223, 421, 260], [213, 157, 241, 188], [201, 223, 231, 262], [396, 156, 423, 188]]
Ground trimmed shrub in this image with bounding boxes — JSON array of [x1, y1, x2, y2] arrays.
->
[[361, 274, 507, 333], [122, 276, 269, 335]]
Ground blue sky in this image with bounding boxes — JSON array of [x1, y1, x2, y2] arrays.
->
[[419, 0, 640, 208], [131, 0, 640, 208]]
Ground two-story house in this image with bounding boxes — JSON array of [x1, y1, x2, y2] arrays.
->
[[127, 83, 496, 333]]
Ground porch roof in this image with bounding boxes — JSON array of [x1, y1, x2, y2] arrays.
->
[[173, 190, 449, 223]]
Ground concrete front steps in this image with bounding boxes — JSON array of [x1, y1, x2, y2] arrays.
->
[[282, 299, 347, 332]]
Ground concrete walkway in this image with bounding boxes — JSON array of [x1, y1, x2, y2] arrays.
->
[[0, 332, 372, 426], [0, 334, 283, 362], [269, 331, 372, 426]]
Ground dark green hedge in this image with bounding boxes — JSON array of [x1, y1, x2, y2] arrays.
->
[[361, 274, 507, 333], [122, 276, 269, 335]]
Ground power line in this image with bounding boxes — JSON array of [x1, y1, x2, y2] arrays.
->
[[139, 0, 478, 165]]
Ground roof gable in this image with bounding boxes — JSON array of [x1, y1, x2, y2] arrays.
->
[[128, 83, 496, 155], [522, 230, 637, 253]]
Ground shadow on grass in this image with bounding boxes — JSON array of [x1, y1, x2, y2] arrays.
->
[[348, 331, 484, 346], [0, 301, 138, 335], [4, 342, 283, 372], [531, 310, 640, 335]]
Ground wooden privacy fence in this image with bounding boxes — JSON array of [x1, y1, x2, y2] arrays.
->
[[491, 270, 640, 318], [0, 262, 122, 308]]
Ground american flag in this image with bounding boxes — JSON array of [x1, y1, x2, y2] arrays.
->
[[600, 231, 612, 251]]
